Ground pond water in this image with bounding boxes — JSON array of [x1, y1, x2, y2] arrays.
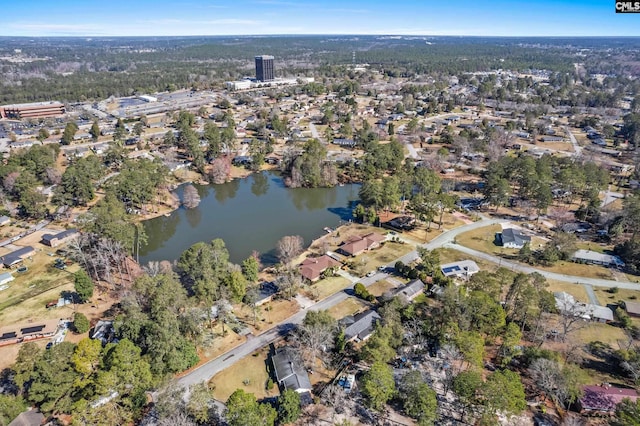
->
[[139, 171, 360, 265]]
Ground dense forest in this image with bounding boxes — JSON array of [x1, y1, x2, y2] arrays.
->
[[2, 35, 640, 104]]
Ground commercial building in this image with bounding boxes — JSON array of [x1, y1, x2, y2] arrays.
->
[[255, 55, 275, 82], [0, 101, 65, 119]]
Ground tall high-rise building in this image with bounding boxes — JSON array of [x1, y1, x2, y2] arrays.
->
[[255, 55, 275, 82]]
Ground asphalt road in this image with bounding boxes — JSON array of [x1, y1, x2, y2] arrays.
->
[[175, 213, 640, 397], [564, 125, 583, 157], [445, 242, 640, 290], [176, 217, 505, 389]]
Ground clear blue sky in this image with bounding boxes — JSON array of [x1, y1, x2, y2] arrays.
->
[[1, 0, 638, 37]]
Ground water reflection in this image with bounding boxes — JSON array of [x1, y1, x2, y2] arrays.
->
[[214, 179, 240, 204], [251, 173, 269, 197], [140, 171, 360, 265]]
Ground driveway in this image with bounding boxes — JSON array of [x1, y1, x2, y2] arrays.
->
[[176, 217, 503, 389], [563, 126, 582, 157]]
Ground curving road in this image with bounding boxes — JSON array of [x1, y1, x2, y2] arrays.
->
[[175, 216, 640, 391], [176, 217, 505, 389], [445, 242, 640, 290]]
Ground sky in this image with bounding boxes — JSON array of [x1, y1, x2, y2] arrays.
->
[[1, 0, 639, 37]]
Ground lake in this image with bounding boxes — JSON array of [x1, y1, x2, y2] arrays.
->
[[139, 171, 360, 265]]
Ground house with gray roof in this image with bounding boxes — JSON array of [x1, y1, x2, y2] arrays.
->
[[393, 279, 426, 302], [571, 249, 625, 268], [41, 228, 79, 247], [271, 346, 312, 394], [0, 216, 10, 226], [340, 310, 381, 342], [495, 228, 531, 249], [1, 246, 35, 268], [0, 272, 14, 286]]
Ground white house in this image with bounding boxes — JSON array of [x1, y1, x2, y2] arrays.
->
[[441, 260, 480, 279]]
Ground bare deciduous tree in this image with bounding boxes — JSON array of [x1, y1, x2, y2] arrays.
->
[[277, 235, 304, 266], [182, 184, 201, 209], [45, 167, 62, 185], [209, 157, 230, 184], [276, 270, 302, 300]]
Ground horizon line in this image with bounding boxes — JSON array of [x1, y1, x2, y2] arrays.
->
[[1, 34, 640, 39]]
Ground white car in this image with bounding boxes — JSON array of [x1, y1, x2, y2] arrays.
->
[[366, 271, 375, 277]]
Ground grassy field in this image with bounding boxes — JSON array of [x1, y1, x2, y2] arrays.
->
[[327, 298, 367, 320], [349, 242, 414, 276], [536, 261, 616, 281], [435, 247, 498, 273], [210, 347, 272, 401], [545, 280, 590, 303], [303, 276, 351, 301], [592, 286, 640, 306], [0, 250, 81, 325], [455, 224, 512, 256], [367, 280, 398, 297], [574, 322, 628, 347]]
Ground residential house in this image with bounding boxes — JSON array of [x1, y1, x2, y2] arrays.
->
[[0, 272, 14, 286], [0, 319, 59, 347], [571, 250, 625, 268], [299, 255, 340, 282], [1, 246, 36, 268], [384, 216, 416, 231], [254, 281, 279, 306], [554, 292, 614, 323], [495, 228, 531, 249], [0, 216, 11, 226], [340, 310, 381, 342], [338, 233, 386, 257], [441, 260, 480, 279], [579, 383, 639, 415], [393, 279, 425, 303], [8, 409, 45, 426], [271, 346, 312, 394], [90, 320, 116, 345], [332, 138, 357, 148], [41, 228, 79, 248], [624, 300, 640, 318], [539, 136, 564, 142]]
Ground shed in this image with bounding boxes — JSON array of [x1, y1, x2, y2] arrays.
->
[[0, 216, 11, 226]]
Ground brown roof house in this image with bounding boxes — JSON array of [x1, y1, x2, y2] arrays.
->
[[299, 255, 340, 282], [624, 300, 640, 318], [338, 233, 386, 257], [579, 383, 639, 415]]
